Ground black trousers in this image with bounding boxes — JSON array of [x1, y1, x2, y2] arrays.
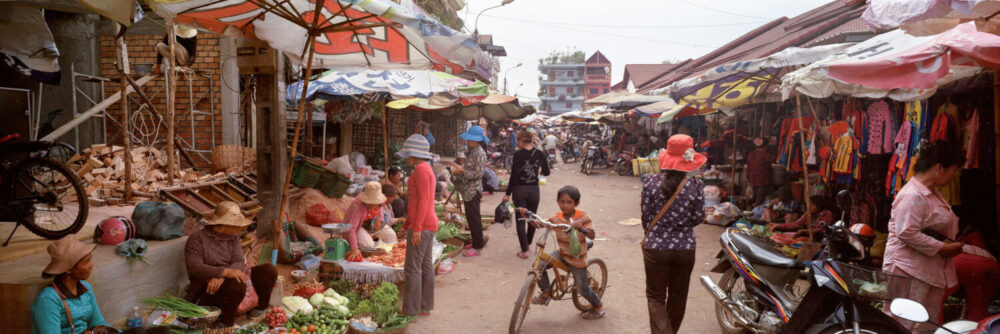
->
[[753, 184, 772, 206], [463, 192, 485, 249], [643, 249, 696, 334], [188, 264, 278, 325], [512, 185, 540, 252]]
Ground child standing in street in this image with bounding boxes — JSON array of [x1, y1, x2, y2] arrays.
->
[[521, 186, 604, 320]]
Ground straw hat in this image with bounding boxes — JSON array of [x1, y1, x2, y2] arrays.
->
[[175, 23, 198, 39], [358, 181, 387, 205], [43, 235, 96, 277], [205, 201, 252, 227], [658, 134, 707, 172], [396, 134, 433, 160]]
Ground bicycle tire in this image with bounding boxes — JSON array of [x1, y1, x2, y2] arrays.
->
[[15, 157, 88, 239], [509, 272, 538, 334], [572, 258, 608, 311]]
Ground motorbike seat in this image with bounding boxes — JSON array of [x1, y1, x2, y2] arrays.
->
[[729, 232, 801, 269]]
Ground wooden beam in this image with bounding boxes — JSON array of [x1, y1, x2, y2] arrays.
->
[[40, 75, 155, 142], [166, 21, 178, 185], [115, 24, 133, 202], [278, 33, 318, 241]]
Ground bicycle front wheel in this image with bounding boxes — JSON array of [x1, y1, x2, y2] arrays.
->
[[572, 258, 608, 311], [15, 157, 88, 239], [509, 272, 538, 334]]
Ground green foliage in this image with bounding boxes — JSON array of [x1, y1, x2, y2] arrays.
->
[[327, 278, 357, 295], [435, 222, 462, 242], [539, 49, 586, 65], [353, 283, 400, 325]]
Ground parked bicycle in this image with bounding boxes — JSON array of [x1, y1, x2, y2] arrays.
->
[[509, 210, 607, 333], [0, 133, 88, 246]]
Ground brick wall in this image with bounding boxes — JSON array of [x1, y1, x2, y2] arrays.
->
[[99, 34, 222, 170]]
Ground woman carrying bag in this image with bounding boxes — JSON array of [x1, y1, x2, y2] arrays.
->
[[504, 130, 550, 259], [640, 134, 706, 334]]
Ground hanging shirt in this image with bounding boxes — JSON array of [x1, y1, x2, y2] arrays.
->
[[905, 100, 929, 137], [963, 109, 980, 169], [828, 121, 850, 141], [867, 100, 894, 154]]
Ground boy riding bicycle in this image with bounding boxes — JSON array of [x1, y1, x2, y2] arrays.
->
[[519, 185, 605, 320]]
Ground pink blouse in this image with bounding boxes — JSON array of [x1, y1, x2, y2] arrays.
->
[[883, 178, 958, 288]]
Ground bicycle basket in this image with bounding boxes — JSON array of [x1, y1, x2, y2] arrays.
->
[[832, 261, 917, 302]]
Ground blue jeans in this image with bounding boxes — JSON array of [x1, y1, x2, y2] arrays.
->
[[536, 251, 601, 307]]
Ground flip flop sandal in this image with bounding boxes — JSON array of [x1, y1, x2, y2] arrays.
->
[[581, 309, 605, 320]]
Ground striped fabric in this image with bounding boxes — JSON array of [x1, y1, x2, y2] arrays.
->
[[397, 134, 433, 159]]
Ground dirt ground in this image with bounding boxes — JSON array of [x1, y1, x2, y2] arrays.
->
[[405, 162, 727, 334]]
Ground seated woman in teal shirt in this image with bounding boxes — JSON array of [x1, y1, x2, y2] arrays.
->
[[31, 236, 114, 334]]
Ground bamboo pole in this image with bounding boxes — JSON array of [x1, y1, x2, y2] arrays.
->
[[115, 24, 134, 202], [795, 94, 814, 242], [166, 22, 177, 185], [994, 69, 999, 234], [731, 112, 738, 200], [277, 33, 318, 238]]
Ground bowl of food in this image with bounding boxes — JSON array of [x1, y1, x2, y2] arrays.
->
[[290, 269, 308, 282], [179, 306, 221, 328]]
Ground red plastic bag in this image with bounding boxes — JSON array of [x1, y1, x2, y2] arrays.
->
[[236, 260, 258, 315], [306, 204, 331, 226]]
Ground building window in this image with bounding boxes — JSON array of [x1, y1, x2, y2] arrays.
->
[[567, 71, 573, 78], [603, 88, 609, 93], [590, 88, 599, 95], [566, 103, 572, 108], [549, 87, 556, 95]]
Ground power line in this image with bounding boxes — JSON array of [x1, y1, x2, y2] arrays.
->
[[483, 18, 715, 48], [478, 13, 767, 29], [672, 0, 774, 20]]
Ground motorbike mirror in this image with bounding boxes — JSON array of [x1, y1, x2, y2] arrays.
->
[[889, 298, 929, 323], [835, 190, 853, 211]]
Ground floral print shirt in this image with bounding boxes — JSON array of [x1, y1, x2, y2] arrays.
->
[[454, 146, 486, 199], [641, 175, 705, 251]]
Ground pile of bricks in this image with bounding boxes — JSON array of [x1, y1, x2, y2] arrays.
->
[[67, 144, 224, 206]]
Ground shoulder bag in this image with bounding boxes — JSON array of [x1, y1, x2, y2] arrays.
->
[[641, 177, 689, 249]]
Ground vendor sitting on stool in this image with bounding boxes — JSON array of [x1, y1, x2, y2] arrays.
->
[[343, 182, 397, 260], [31, 236, 119, 334], [185, 201, 277, 326], [768, 195, 833, 237]]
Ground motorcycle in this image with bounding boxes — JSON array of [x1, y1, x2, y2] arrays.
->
[[614, 150, 636, 176], [560, 139, 580, 163], [700, 190, 911, 334], [889, 298, 1000, 334], [579, 142, 610, 176], [546, 147, 558, 168]]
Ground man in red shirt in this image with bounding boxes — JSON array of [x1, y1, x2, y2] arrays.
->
[[746, 138, 774, 206]]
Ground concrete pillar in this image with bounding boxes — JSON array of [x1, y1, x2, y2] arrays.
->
[[45, 12, 102, 147], [254, 50, 285, 238], [220, 37, 240, 145]]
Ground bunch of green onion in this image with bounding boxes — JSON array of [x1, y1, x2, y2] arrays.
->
[[140, 295, 210, 318]]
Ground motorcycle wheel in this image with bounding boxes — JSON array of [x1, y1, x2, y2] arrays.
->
[[616, 161, 633, 176], [582, 159, 594, 175], [715, 268, 753, 334], [562, 153, 572, 164], [817, 324, 898, 334]]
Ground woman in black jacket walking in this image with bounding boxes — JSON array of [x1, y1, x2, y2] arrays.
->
[[504, 130, 550, 259]]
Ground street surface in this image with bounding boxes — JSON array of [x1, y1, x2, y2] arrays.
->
[[407, 162, 726, 333]]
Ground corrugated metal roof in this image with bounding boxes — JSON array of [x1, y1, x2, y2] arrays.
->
[[637, 0, 869, 94]]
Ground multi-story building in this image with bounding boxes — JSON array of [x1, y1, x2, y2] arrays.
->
[[538, 51, 611, 115]]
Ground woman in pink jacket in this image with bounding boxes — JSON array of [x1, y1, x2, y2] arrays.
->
[[884, 140, 965, 332], [396, 134, 439, 316]]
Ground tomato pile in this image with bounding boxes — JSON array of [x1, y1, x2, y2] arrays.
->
[[368, 241, 406, 267]]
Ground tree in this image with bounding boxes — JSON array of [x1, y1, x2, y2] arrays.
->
[[539, 48, 586, 65]]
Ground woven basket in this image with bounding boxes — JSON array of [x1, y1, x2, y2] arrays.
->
[[210, 145, 255, 172], [292, 161, 326, 188], [317, 172, 351, 198]]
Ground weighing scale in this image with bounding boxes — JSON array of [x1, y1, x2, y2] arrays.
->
[[321, 223, 352, 261]]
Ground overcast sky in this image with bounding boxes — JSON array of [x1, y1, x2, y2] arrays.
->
[[460, 0, 833, 100]]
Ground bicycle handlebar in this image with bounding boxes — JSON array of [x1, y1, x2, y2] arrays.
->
[[517, 211, 572, 232]]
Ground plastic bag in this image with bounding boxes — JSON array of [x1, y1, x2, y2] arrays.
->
[[437, 258, 456, 275], [568, 228, 582, 257], [131, 201, 186, 241], [236, 259, 258, 315], [306, 204, 331, 226], [494, 201, 512, 229]]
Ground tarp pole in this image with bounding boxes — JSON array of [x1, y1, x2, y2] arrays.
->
[[732, 112, 737, 199], [382, 106, 389, 172], [278, 32, 318, 239], [166, 21, 177, 185], [115, 24, 133, 202], [796, 93, 814, 242], [994, 69, 999, 234]]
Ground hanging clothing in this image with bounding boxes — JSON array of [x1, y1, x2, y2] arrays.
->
[[829, 121, 850, 141], [867, 100, 894, 154], [887, 122, 914, 196], [905, 101, 929, 138]]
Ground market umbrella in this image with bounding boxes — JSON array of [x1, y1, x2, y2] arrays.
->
[[653, 43, 851, 111], [582, 90, 641, 109], [605, 95, 673, 110], [560, 110, 594, 122], [393, 93, 533, 121], [285, 69, 489, 105], [862, 0, 1000, 36], [781, 21, 1000, 101], [153, 0, 486, 73]]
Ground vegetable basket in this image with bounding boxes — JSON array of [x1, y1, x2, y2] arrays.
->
[[178, 306, 221, 328], [832, 261, 915, 302], [441, 238, 464, 259]]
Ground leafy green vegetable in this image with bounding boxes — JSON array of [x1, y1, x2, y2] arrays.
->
[[380, 312, 415, 331], [353, 282, 400, 325], [343, 291, 361, 312], [327, 278, 357, 295], [435, 223, 461, 242], [140, 295, 209, 318]]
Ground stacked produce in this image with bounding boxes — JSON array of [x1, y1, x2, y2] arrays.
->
[[434, 223, 461, 242], [367, 242, 406, 267]]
